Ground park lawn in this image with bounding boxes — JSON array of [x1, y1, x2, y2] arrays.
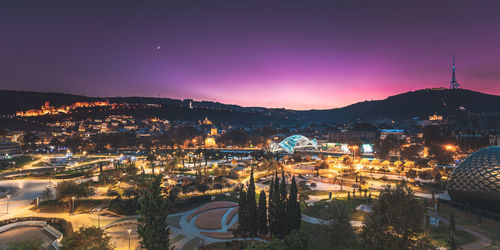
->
[[171, 234, 185, 244], [428, 222, 476, 248], [301, 221, 362, 250], [183, 237, 203, 250], [32, 161, 48, 167], [0, 156, 38, 171], [205, 240, 257, 250], [302, 197, 369, 222], [32, 199, 106, 214], [436, 203, 500, 250], [302, 189, 332, 196], [166, 215, 182, 229]]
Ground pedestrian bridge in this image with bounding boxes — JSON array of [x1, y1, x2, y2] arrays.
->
[[269, 135, 318, 154]]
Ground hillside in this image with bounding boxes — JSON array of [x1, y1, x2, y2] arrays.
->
[[297, 88, 500, 122], [0, 89, 499, 123]]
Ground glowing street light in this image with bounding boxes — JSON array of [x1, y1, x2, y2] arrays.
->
[[127, 229, 132, 250], [6, 195, 11, 214], [97, 208, 101, 228], [71, 196, 75, 213]]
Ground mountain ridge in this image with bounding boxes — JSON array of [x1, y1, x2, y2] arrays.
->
[[1, 88, 499, 123]]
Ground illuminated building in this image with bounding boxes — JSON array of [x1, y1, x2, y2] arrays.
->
[[210, 127, 218, 135], [327, 131, 376, 142], [380, 129, 405, 140], [202, 117, 212, 125], [428, 114, 443, 121], [15, 100, 111, 117], [205, 137, 216, 147], [447, 146, 500, 212], [0, 139, 22, 159]]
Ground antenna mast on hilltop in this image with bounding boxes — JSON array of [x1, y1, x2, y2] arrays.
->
[[449, 54, 461, 89]]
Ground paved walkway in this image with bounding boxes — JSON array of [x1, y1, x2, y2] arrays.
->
[[99, 201, 265, 250], [0, 226, 55, 250], [169, 202, 265, 250]]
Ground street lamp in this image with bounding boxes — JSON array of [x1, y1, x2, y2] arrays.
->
[[6, 195, 11, 214], [71, 196, 75, 213], [97, 208, 101, 228], [127, 229, 132, 250]]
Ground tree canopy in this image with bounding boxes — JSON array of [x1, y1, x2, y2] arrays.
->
[[61, 226, 113, 250], [137, 175, 173, 250], [361, 183, 434, 249]]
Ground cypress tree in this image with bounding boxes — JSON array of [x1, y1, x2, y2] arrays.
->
[[236, 189, 249, 238], [257, 190, 268, 235], [268, 175, 280, 237], [247, 168, 258, 237], [449, 213, 457, 250], [137, 175, 173, 250], [287, 175, 301, 231], [279, 172, 287, 203], [277, 172, 289, 239], [273, 171, 280, 202]]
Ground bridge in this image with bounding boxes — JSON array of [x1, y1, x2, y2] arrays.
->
[[269, 135, 319, 154]]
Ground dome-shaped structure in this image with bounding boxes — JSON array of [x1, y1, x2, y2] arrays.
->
[[270, 135, 318, 154], [447, 146, 500, 211]]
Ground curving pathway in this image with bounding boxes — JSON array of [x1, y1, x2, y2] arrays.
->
[[170, 201, 251, 250], [101, 201, 264, 250], [429, 212, 491, 250]]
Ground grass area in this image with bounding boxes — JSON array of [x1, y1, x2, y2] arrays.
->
[[302, 197, 370, 222], [172, 234, 185, 244], [301, 189, 332, 196], [436, 203, 500, 249], [167, 215, 182, 229], [205, 240, 257, 250], [428, 222, 476, 248], [182, 237, 202, 250], [301, 221, 362, 250], [31, 199, 106, 213], [32, 161, 48, 167], [0, 156, 38, 170]]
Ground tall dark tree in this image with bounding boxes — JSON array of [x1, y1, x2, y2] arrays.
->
[[276, 171, 288, 238], [374, 134, 404, 160], [61, 226, 113, 250], [287, 176, 301, 232], [247, 168, 258, 237], [279, 172, 287, 203], [362, 183, 433, 249], [257, 190, 268, 235], [246, 230, 312, 250], [449, 213, 457, 250], [236, 189, 250, 238], [137, 175, 173, 250], [319, 201, 355, 249], [268, 174, 280, 237]]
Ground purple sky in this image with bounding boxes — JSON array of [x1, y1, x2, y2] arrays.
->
[[1, 1, 500, 110]]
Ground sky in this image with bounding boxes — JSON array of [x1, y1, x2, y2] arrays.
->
[[1, 1, 500, 110]]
